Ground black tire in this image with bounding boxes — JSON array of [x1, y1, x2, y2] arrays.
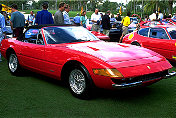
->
[[8, 53, 22, 75], [68, 64, 94, 99], [131, 42, 141, 47]]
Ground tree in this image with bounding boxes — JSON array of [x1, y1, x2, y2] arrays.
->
[[168, 0, 173, 14]]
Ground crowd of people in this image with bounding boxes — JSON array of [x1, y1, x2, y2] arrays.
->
[[1, 2, 176, 61]]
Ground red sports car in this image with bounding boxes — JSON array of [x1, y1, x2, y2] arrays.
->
[[168, 18, 176, 25], [140, 21, 173, 28], [122, 25, 176, 61], [91, 31, 110, 41], [0, 25, 174, 99]]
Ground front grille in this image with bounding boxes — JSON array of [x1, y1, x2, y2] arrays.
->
[[111, 70, 168, 85]]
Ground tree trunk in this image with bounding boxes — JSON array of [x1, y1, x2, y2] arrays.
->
[[168, 0, 173, 14], [156, 1, 158, 12]]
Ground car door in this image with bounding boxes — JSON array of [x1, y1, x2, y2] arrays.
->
[[41, 27, 70, 78], [20, 29, 45, 72], [141, 28, 172, 59], [167, 28, 176, 60], [171, 39, 176, 60]]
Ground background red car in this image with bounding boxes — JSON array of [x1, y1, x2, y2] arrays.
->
[[139, 20, 173, 28], [123, 25, 176, 61], [91, 31, 110, 41]]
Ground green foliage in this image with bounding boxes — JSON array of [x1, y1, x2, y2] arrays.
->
[[126, 0, 175, 17], [100, 0, 119, 13], [0, 0, 28, 10]]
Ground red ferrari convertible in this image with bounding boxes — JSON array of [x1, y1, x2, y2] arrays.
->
[[0, 25, 175, 99], [123, 25, 176, 61]]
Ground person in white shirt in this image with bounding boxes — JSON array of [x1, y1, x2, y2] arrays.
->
[[63, 4, 71, 24], [91, 8, 101, 32], [158, 10, 163, 20], [149, 10, 157, 21], [172, 13, 176, 19], [27, 11, 35, 26]]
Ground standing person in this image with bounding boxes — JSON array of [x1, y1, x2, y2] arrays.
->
[[63, 4, 71, 24], [32, 14, 37, 25], [0, 4, 6, 61], [35, 2, 54, 25], [172, 13, 176, 19], [100, 13, 103, 33], [119, 12, 131, 43], [91, 8, 101, 32], [73, 13, 80, 26], [80, 10, 87, 28], [149, 10, 157, 21], [116, 13, 122, 21], [168, 14, 172, 18], [10, 4, 25, 37], [2, 12, 9, 25], [27, 11, 35, 26], [54, 2, 66, 25], [158, 10, 163, 21], [144, 15, 149, 21], [110, 14, 117, 22], [102, 10, 111, 36]]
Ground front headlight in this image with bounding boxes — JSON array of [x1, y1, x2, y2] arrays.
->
[[93, 69, 123, 78]]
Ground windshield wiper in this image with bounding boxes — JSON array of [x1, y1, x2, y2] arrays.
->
[[70, 39, 84, 42]]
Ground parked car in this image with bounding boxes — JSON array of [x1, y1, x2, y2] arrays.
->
[[122, 25, 176, 61], [91, 31, 110, 41], [109, 21, 122, 42], [168, 18, 176, 25], [140, 20, 173, 28], [1, 25, 175, 99], [109, 21, 138, 42], [130, 17, 138, 24]]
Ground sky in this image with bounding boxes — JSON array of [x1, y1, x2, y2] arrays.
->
[[109, 0, 129, 5]]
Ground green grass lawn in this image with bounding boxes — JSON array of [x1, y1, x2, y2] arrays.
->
[[21, 10, 93, 18], [0, 57, 176, 117]]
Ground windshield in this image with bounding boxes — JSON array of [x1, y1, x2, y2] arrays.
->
[[43, 26, 99, 44], [167, 27, 176, 39]]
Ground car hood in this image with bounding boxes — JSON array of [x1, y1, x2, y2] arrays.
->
[[67, 41, 159, 63]]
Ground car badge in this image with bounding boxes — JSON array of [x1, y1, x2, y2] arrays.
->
[[147, 66, 151, 69]]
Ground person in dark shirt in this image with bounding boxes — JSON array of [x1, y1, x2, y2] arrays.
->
[[116, 13, 122, 21], [35, 2, 54, 25], [54, 2, 66, 25], [102, 10, 111, 36], [10, 4, 25, 37], [0, 4, 7, 61]]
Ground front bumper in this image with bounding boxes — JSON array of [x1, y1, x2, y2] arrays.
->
[[112, 71, 176, 89], [112, 81, 142, 89], [165, 71, 176, 79]]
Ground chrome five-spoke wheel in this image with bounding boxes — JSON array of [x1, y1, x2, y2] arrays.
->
[[8, 53, 21, 75], [9, 54, 18, 73], [69, 69, 86, 95]]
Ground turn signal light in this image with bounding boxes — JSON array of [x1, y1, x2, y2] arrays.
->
[[93, 69, 123, 78]]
